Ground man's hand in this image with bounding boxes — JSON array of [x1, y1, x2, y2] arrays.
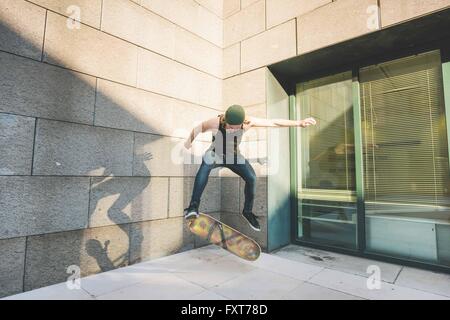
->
[[184, 140, 192, 150], [243, 119, 253, 131], [299, 117, 317, 128], [248, 116, 317, 128]]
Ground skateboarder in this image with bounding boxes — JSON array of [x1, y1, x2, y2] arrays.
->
[[183, 104, 317, 231]]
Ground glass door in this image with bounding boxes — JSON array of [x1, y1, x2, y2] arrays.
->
[[296, 72, 358, 249]]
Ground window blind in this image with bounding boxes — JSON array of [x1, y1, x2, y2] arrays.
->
[[297, 72, 356, 195], [360, 51, 450, 212]]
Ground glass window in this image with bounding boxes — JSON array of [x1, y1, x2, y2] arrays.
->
[[360, 50, 450, 264], [296, 72, 357, 249]]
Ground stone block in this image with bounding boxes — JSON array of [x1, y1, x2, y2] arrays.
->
[[28, 0, 102, 29], [133, 133, 207, 177], [223, 0, 240, 18], [380, 0, 450, 27], [0, 114, 35, 175], [44, 12, 138, 86], [95, 79, 217, 139], [223, 43, 240, 78], [224, 0, 265, 47], [24, 224, 130, 291], [223, 68, 266, 108], [0, 176, 90, 239], [241, 19, 297, 72], [297, 0, 379, 54], [101, 0, 176, 59], [266, 0, 331, 28], [141, 0, 223, 47], [221, 177, 240, 213], [89, 177, 168, 227], [241, 0, 260, 9], [137, 48, 222, 109], [104, 0, 222, 77], [129, 218, 194, 263], [174, 26, 222, 78], [0, 237, 26, 298], [33, 119, 134, 176], [168, 177, 221, 217], [195, 0, 223, 17], [0, 52, 95, 124], [0, 0, 46, 60]]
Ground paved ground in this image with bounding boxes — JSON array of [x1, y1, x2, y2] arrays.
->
[[4, 245, 450, 300]]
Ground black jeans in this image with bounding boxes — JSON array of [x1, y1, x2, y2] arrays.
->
[[190, 154, 256, 213]]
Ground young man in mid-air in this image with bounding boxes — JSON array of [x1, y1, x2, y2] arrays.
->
[[183, 104, 317, 231]]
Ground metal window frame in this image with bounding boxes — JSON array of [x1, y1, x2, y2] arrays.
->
[[289, 94, 299, 244], [442, 47, 450, 175], [352, 68, 366, 253]]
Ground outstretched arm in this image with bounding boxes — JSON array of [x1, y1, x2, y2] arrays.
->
[[247, 116, 317, 128]]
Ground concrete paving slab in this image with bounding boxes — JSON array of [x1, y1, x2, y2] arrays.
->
[[308, 268, 449, 300], [282, 282, 364, 300], [4, 282, 94, 300], [96, 274, 205, 300], [210, 269, 303, 300], [274, 245, 403, 283], [395, 267, 450, 298]]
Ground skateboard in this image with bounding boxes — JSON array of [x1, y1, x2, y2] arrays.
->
[[187, 213, 261, 261]]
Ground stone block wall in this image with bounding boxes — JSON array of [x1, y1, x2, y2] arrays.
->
[[0, 0, 223, 297]]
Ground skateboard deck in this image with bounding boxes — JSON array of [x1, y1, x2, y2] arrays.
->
[[187, 213, 261, 261]]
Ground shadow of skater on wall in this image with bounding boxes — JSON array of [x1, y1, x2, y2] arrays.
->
[[85, 239, 117, 271], [87, 152, 153, 269]]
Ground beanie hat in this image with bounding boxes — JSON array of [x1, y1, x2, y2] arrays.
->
[[225, 105, 245, 125]]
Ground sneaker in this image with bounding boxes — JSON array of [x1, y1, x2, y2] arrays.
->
[[184, 202, 199, 220], [242, 211, 261, 231]]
